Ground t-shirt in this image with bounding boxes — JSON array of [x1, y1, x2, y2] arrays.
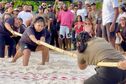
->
[[77, 37, 125, 65], [19, 26, 50, 46], [18, 11, 33, 26], [58, 10, 74, 29], [17, 24, 26, 34], [0, 22, 9, 35], [74, 22, 84, 34], [102, 0, 118, 26], [5, 18, 18, 31], [77, 8, 87, 21], [0, 18, 18, 36]]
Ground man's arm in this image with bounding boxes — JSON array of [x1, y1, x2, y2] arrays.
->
[[4, 22, 14, 34]]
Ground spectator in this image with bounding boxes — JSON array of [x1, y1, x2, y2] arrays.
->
[[84, 18, 94, 37], [36, 6, 49, 27], [13, 8, 20, 17], [102, 0, 119, 47], [117, 17, 126, 53], [77, 1, 87, 21], [58, 4, 74, 50], [18, 4, 33, 27], [72, 15, 84, 50]]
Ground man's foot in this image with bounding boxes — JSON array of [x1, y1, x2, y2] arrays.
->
[[38, 62, 45, 65], [11, 59, 16, 63]]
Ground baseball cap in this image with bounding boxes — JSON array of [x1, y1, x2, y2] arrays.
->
[[38, 6, 43, 10]]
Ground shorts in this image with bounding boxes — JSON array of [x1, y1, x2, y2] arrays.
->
[[102, 23, 118, 40], [19, 43, 37, 52], [59, 26, 71, 39]]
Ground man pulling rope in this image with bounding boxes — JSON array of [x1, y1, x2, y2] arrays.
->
[[76, 31, 126, 84]]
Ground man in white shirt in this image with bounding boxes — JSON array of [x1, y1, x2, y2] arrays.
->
[[102, 0, 119, 47], [76, 1, 87, 21], [18, 5, 33, 27]]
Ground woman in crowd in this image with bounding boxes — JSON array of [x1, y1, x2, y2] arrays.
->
[[72, 15, 84, 50], [117, 17, 126, 53], [84, 18, 94, 37], [11, 16, 50, 66], [0, 13, 20, 58]]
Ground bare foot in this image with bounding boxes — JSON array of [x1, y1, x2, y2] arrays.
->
[[11, 59, 16, 63], [38, 62, 45, 65]]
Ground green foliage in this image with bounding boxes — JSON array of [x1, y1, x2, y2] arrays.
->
[[96, 2, 102, 10], [0, 0, 71, 11]]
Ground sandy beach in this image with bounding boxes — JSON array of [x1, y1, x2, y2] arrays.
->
[[0, 51, 96, 84]]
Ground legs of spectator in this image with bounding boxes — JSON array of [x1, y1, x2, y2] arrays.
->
[[102, 23, 116, 47], [55, 32, 59, 47], [50, 32, 55, 46], [71, 30, 76, 50], [7, 38, 16, 58], [58, 35, 64, 49], [67, 38, 71, 50], [102, 25, 108, 41], [65, 38, 68, 50], [0, 36, 5, 58]]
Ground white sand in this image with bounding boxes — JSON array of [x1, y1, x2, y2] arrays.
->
[[0, 51, 96, 84]]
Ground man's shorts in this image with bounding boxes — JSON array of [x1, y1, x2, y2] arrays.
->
[[19, 42, 37, 52], [102, 23, 118, 40], [59, 26, 71, 39]]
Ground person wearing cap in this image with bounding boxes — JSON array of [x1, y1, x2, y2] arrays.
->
[[13, 8, 20, 17], [48, 4, 55, 22], [102, 0, 119, 47], [76, 31, 126, 84], [36, 5, 49, 27]]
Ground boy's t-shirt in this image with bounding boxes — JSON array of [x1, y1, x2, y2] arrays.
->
[[77, 37, 125, 65], [19, 26, 50, 46]]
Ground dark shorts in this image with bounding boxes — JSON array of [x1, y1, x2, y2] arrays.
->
[[102, 23, 118, 40], [19, 43, 37, 52], [12, 36, 21, 44], [84, 67, 126, 84]]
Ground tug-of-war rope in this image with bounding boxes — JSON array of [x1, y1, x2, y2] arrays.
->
[[13, 31, 118, 67]]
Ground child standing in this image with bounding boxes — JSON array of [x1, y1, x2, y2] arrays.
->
[[72, 15, 84, 50]]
